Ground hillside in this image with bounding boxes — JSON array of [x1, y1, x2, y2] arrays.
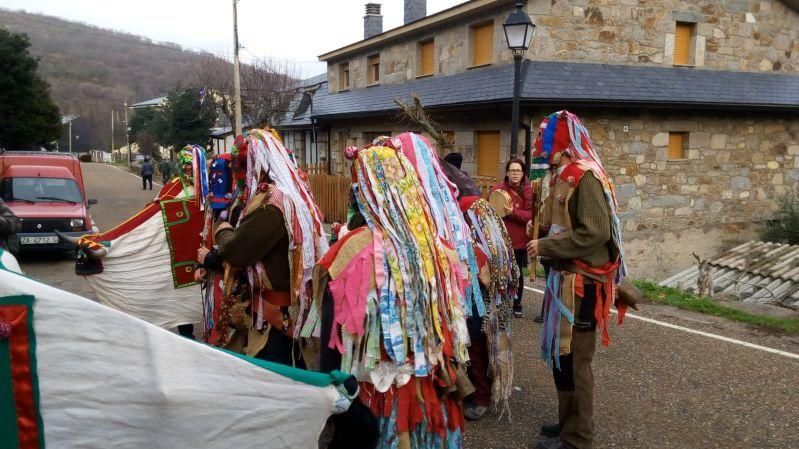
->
[[0, 8, 211, 151]]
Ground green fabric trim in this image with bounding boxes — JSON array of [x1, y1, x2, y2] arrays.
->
[[0, 295, 44, 449], [0, 338, 20, 448], [0, 247, 6, 271], [217, 347, 351, 388], [159, 199, 198, 289]]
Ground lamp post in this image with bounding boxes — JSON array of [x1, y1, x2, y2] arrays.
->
[[503, 2, 535, 161]]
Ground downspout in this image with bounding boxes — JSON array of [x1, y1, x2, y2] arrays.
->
[[521, 120, 531, 169]]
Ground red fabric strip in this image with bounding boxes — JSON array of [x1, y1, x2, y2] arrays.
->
[[0, 305, 40, 449]]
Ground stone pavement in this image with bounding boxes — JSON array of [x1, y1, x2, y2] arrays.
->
[[17, 163, 799, 449]]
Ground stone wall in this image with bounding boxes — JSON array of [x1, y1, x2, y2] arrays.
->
[[320, 109, 799, 279], [527, 0, 798, 72], [327, 0, 798, 92], [558, 109, 799, 279], [325, 112, 524, 178]]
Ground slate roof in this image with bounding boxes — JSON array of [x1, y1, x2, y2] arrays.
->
[[131, 96, 166, 108], [661, 241, 799, 309], [275, 60, 799, 126]]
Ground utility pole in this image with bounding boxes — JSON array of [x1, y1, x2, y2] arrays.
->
[[232, 0, 243, 136], [111, 109, 116, 162], [68, 119, 73, 154], [124, 101, 131, 169]]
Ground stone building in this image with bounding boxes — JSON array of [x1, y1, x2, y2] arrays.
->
[[276, 0, 799, 279]]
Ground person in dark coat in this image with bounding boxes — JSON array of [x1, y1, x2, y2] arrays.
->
[[0, 199, 21, 256], [141, 157, 154, 190], [159, 159, 173, 183]]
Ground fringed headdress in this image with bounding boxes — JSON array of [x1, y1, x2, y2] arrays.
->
[[176, 144, 209, 209], [459, 196, 518, 418], [243, 129, 328, 336]]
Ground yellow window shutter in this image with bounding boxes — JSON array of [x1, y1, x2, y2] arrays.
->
[[420, 41, 434, 76], [368, 55, 380, 83], [674, 23, 692, 65], [472, 22, 494, 66], [476, 131, 500, 177], [668, 132, 686, 159]]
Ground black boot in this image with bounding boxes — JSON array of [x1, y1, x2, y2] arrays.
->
[[540, 422, 561, 438]]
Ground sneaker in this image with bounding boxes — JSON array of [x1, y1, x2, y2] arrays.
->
[[463, 403, 488, 421], [513, 307, 524, 318], [540, 422, 561, 437]]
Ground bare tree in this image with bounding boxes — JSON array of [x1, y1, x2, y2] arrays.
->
[[394, 94, 455, 152], [241, 57, 300, 127], [191, 53, 300, 130]]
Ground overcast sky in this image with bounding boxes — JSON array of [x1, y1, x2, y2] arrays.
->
[[0, 0, 464, 77]]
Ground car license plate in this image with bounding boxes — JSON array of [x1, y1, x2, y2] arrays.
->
[[21, 236, 59, 245]]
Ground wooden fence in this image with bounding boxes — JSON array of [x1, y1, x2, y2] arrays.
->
[[301, 163, 499, 223]]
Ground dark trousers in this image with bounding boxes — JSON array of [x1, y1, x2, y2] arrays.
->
[[466, 333, 491, 407], [552, 285, 598, 449], [142, 175, 153, 190], [254, 327, 305, 369], [514, 249, 528, 310], [177, 323, 195, 339]]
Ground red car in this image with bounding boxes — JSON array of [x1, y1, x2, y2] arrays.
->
[[0, 151, 98, 253]]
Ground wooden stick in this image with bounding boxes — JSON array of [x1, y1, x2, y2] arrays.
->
[[530, 179, 542, 282]]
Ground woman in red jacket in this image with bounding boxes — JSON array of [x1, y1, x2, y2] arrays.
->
[[492, 158, 534, 317]]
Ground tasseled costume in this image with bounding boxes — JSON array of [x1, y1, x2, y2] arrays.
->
[[316, 134, 474, 449], [459, 196, 518, 417]]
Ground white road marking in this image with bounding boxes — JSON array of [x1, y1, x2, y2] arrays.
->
[[524, 286, 799, 360], [108, 164, 163, 188]]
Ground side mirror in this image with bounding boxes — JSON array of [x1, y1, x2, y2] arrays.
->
[[88, 199, 98, 206]]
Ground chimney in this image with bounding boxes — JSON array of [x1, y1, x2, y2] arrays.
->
[[364, 3, 383, 39], [404, 0, 426, 24]]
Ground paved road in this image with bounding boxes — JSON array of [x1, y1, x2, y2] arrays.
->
[[18, 163, 799, 449], [19, 163, 160, 300]]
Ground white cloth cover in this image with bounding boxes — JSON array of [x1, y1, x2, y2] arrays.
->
[[85, 210, 202, 329], [0, 268, 342, 449], [0, 248, 21, 274]]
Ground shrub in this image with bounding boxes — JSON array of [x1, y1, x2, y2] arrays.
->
[[79, 154, 91, 162], [761, 190, 799, 245]]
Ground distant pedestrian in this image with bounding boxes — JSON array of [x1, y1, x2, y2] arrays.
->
[[141, 157, 154, 190], [159, 159, 173, 183]]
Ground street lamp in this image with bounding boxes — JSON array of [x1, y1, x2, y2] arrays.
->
[[503, 2, 535, 160]]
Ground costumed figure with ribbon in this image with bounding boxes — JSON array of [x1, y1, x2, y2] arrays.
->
[[315, 132, 481, 449], [211, 129, 327, 367], [526, 111, 631, 449], [55, 144, 209, 333], [458, 196, 518, 421], [194, 139, 246, 345]]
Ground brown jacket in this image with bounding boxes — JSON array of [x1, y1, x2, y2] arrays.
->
[[538, 170, 616, 277], [215, 199, 289, 291]]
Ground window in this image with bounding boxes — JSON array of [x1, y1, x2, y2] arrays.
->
[[476, 131, 500, 177], [419, 40, 434, 76], [339, 63, 350, 90], [471, 22, 494, 66], [668, 132, 688, 160], [368, 55, 380, 84], [673, 22, 694, 65]]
